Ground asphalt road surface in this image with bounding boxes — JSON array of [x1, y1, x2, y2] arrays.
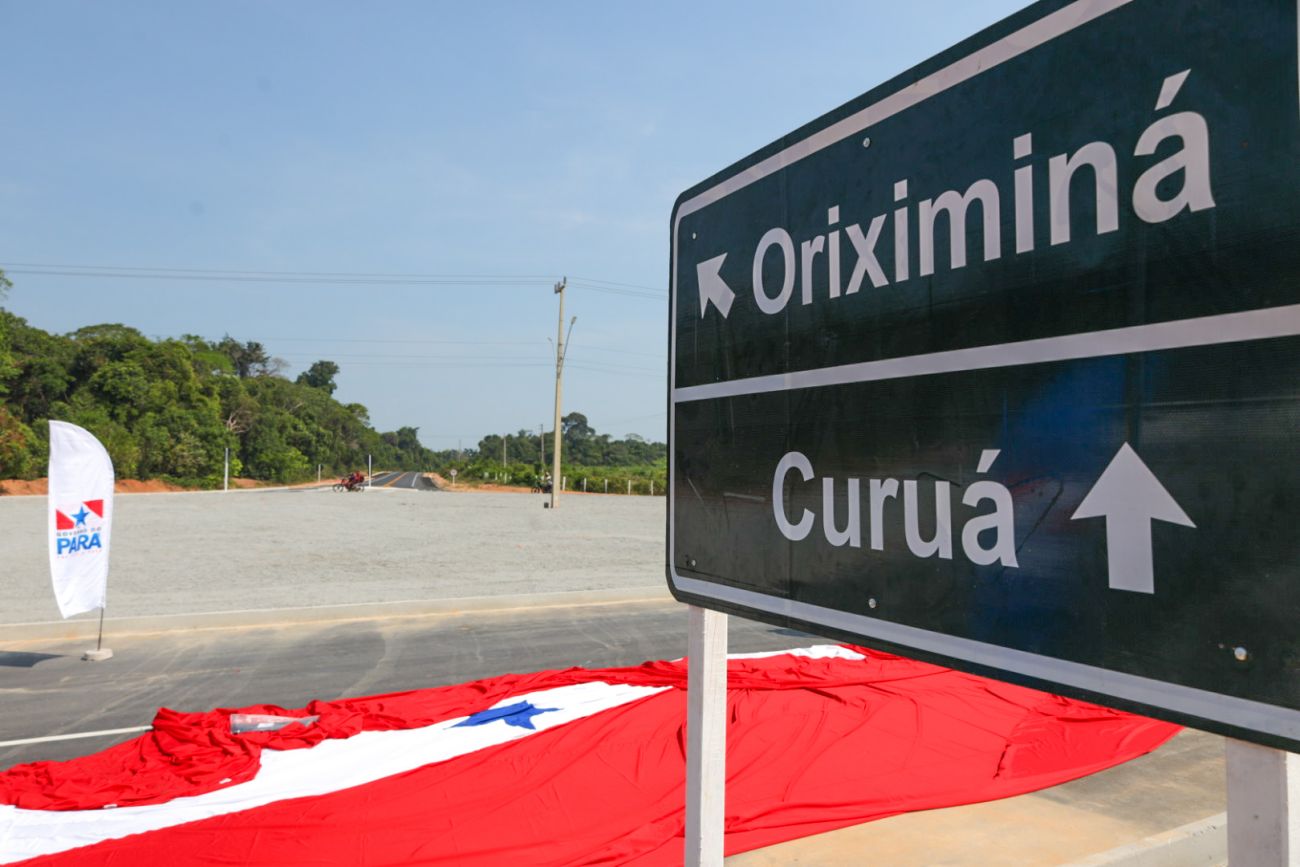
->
[[366, 471, 435, 490], [1, 488, 663, 623], [0, 600, 808, 769]]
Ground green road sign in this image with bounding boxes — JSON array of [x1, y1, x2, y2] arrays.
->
[[668, 0, 1300, 750]]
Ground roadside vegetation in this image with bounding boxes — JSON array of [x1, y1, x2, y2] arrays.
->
[[0, 272, 666, 491], [440, 412, 667, 495], [0, 272, 433, 486]]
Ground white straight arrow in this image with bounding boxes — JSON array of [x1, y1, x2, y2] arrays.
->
[[696, 254, 735, 319], [1071, 442, 1195, 594]]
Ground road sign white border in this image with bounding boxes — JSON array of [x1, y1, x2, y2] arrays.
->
[[668, 0, 1300, 744], [676, 303, 1300, 404]]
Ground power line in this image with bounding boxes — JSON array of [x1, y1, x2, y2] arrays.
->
[[4, 262, 665, 292], [277, 352, 551, 361], [1, 261, 667, 299], [278, 352, 660, 373], [565, 362, 662, 379], [568, 275, 664, 293], [272, 345, 662, 361], [262, 336, 663, 358], [4, 269, 543, 287], [569, 346, 664, 360], [1, 261, 555, 280], [600, 410, 668, 427], [567, 281, 663, 300], [278, 358, 660, 378], [266, 336, 542, 346]]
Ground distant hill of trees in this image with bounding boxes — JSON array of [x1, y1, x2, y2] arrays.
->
[[0, 274, 433, 485], [0, 271, 665, 488]]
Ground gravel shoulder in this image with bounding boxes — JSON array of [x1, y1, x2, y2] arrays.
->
[[0, 488, 667, 625]]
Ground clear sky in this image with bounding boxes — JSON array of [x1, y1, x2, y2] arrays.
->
[[0, 1, 1029, 451]]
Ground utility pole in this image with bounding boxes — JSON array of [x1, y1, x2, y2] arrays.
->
[[538, 424, 545, 467], [502, 435, 507, 468], [551, 278, 574, 509]]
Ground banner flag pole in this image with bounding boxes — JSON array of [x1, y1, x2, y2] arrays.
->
[[47, 420, 115, 662]]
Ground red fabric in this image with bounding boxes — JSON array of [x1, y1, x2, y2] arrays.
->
[[5, 649, 1179, 865]]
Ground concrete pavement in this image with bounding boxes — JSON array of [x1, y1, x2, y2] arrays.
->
[[0, 487, 665, 626]]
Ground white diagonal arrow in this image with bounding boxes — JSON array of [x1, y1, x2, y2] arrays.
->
[[1070, 442, 1195, 594], [696, 254, 735, 319]]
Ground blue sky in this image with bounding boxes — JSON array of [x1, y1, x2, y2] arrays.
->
[[0, 1, 1028, 451]]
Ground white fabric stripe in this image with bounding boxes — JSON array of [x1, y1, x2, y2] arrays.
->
[[0, 681, 668, 863]]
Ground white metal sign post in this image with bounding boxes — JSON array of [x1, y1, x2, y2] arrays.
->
[[1226, 740, 1299, 865], [684, 606, 727, 867]]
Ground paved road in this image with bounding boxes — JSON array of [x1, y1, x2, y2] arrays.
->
[[0, 601, 804, 768], [0, 489, 661, 624], [366, 470, 433, 490]]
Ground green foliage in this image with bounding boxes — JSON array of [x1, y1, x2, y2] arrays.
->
[[0, 271, 17, 396], [296, 360, 340, 394], [445, 412, 667, 493], [0, 302, 437, 485], [215, 336, 273, 378], [0, 406, 37, 478]]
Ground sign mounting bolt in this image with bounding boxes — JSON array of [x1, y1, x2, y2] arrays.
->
[[1233, 646, 1249, 662], [868, 597, 878, 609]]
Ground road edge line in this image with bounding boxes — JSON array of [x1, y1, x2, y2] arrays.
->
[[1062, 812, 1227, 867], [2, 587, 676, 642]]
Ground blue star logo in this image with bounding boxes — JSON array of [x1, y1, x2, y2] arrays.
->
[[71, 507, 90, 527], [454, 701, 557, 731]]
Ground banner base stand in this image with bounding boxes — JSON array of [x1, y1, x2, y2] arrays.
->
[[82, 648, 113, 662]]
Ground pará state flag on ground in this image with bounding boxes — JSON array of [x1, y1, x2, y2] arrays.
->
[[0, 646, 1179, 866], [46, 421, 114, 619]]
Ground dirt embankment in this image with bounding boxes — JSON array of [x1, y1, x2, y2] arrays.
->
[[460, 482, 535, 494], [433, 475, 607, 496], [0, 477, 273, 496]]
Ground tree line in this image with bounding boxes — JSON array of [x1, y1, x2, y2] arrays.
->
[[432, 412, 667, 493], [0, 275, 433, 484], [469, 412, 664, 469], [0, 272, 666, 488]]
